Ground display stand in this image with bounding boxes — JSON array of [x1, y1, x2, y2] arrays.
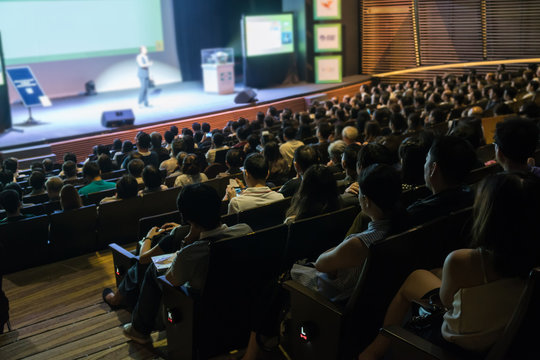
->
[[6, 66, 51, 127], [201, 48, 235, 94]]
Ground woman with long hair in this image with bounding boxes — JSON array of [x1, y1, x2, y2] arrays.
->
[[359, 172, 540, 359], [263, 141, 289, 186], [285, 164, 341, 223], [174, 154, 208, 187]]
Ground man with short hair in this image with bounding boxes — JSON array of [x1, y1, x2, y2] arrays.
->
[[342, 126, 360, 145], [160, 138, 185, 175], [122, 132, 159, 169], [2, 158, 18, 182], [78, 161, 116, 195], [128, 159, 145, 184], [225, 153, 284, 214], [310, 122, 332, 164], [279, 146, 318, 197], [205, 133, 229, 164], [280, 127, 304, 167], [27, 171, 46, 196], [121, 184, 253, 344], [62, 161, 79, 181], [407, 136, 478, 226], [0, 189, 26, 223], [45, 176, 63, 201], [218, 148, 244, 177], [494, 117, 540, 177]]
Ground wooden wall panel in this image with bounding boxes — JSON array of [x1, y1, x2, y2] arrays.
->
[[361, 0, 417, 74], [417, 0, 483, 64]]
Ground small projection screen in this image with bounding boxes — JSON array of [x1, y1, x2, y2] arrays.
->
[[243, 14, 294, 57]]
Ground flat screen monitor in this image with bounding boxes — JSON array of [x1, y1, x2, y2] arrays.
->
[[243, 14, 294, 57]]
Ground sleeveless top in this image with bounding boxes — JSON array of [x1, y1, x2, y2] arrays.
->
[[441, 250, 526, 352]]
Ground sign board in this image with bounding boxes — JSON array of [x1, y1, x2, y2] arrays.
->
[[315, 55, 342, 83], [6, 66, 50, 107], [314, 24, 342, 52], [314, 0, 341, 20]]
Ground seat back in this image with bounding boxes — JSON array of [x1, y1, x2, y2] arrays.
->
[[138, 210, 180, 239], [342, 207, 472, 356], [486, 267, 540, 360], [284, 206, 360, 270], [213, 149, 228, 165], [101, 169, 126, 180], [141, 187, 182, 218], [49, 205, 98, 260], [22, 193, 49, 204], [198, 224, 289, 358], [400, 185, 432, 208], [0, 215, 50, 273], [466, 163, 502, 185], [97, 197, 144, 248], [237, 197, 292, 231], [83, 188, 117, 205], [476, 143, 495, 164], [204, 163, 228, 179]]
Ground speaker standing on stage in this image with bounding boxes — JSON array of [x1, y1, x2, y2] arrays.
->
[[137, 46, 152, 108]]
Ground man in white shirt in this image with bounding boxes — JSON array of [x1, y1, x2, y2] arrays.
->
[[137, 46, 152, 108], [279, 127, 304, 168], [225, 153, 284, 214]]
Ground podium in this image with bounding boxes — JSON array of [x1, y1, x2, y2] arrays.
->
[[201, 48, 235, 94]]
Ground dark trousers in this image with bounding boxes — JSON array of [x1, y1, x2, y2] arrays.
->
[[132, 264, 162, 335], [0, 276, 9, 331], [118, 262, 150, 309], [138, 74, 149, 105]]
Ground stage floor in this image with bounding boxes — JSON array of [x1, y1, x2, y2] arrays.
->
[[0, 75, 370, 150]]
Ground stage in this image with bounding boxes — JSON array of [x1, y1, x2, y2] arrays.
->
[[0, 75, 371, 151]]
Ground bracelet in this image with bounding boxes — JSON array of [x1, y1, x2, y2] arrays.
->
[[143, 236, 151, 242]]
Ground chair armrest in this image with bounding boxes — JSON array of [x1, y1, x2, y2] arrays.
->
[[381, 325, 462, 360], [109, 243, 139, 261], [283, 280, 343, 316]]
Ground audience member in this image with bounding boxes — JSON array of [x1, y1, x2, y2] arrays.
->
[[121, 184, 253, 344], [27, 171, 46, 196], [280, 127, 304, 167], [174, 154, 208, 187], [311, 122, 332, 164], [150, 132, 170, 165], [407, 136, 477, 226], [139, 166, 167, 195], [264, 142, 289, 186], [122, 132, 159, 169], [60, 184, 83, 211], [160, 138, 184, 175], [284, 165, 341, 223], [279, 145, 318, 197], [127, 159, 145, 184], [45, 176, 63, 202], [0, 190, 27, 223], [225, 153, 284, 214], [205, 133, 229, 164], [62, 161, 79, 182], [78, 161, 116, 195], [100, 175, 139, 204]]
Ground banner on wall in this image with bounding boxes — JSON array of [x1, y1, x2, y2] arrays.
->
[[314, 0, 341, 20], [315, 55, 342, 83], [314, 24, 342, 52]]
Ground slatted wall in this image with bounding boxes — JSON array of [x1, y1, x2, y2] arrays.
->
[[417, 0, 483, 65], [361, 0, 540, 82], [486, 0, 540, 60], [361, 0, 416, 75]]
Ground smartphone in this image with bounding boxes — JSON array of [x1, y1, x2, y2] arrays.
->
[[234, 187, 242, 195], [206, 132, 212, 138]]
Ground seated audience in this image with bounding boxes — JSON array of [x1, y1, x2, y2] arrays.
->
[[279, 145, 318, 197], [339, 144, 362, 188], [150, 132, 170, 165], [62, 161, 79, 182], [120, 184, 253, 344], [225, 153, 284, 214], [139, 166, 167, 195], [205, 133, 229, 164], [78, 161, 116, 196], [160, 138, 184, 175], [290, 164, 404, 302], [327, 140, 347, 173], [100, 175, 139, 204], [45, 176, 63, 202], [359, 172, 540, 359], [284, 164, 341, 223], [60, 184, 83, 211], [218, 148, 244, 177], [2, 158, 18, 182], [26, 171, 46, 196], [280, 127, 304, 167], [342, 126, 360, 146], [113, 140, 133, 167], [122, 132, 159, 169], [174, 154, 208, 187], [42, 158, 55, 175], [263, 142, 289, 186], [311, 122, 332, 164], [399, 134, 432, 190], [97, 154, 114, 174], [493, 117, 540, 177], [0, 189, 28, 223], [127, 159, 145, 184], [407, 136, 477, 226]]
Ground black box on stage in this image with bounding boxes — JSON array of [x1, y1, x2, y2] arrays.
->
[[101, 109, 135, 127]]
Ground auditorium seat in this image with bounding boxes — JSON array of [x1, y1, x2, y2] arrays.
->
[[159, 224, 289, 360], [22, 193, 50, 205], [284, 205, 360, 270], [213, 149, 228, 165], [97, 197, 144, 248], [141, 186, 182, 218], [282, 208, 472, 360], [101, 169, 126, 180], [204, 163, 228, 179], [21, 203, 47, 216], [49, 204, 98, 260], [400, 185, 432, 208], [237, 196, 292, 231], [476, 143, 495, 164], [82, 188, 117, 206], [466, 163, 502, 185], [381, 267, 540, 360], [0, 215, 50, 273]]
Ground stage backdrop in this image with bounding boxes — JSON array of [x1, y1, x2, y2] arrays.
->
[[0, 0, 181, 100]]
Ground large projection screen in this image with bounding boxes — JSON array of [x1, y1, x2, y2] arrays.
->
[[0, 0, 181, 99]]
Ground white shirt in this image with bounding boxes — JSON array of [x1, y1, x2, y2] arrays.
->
[[227, 186, 284, 214]]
